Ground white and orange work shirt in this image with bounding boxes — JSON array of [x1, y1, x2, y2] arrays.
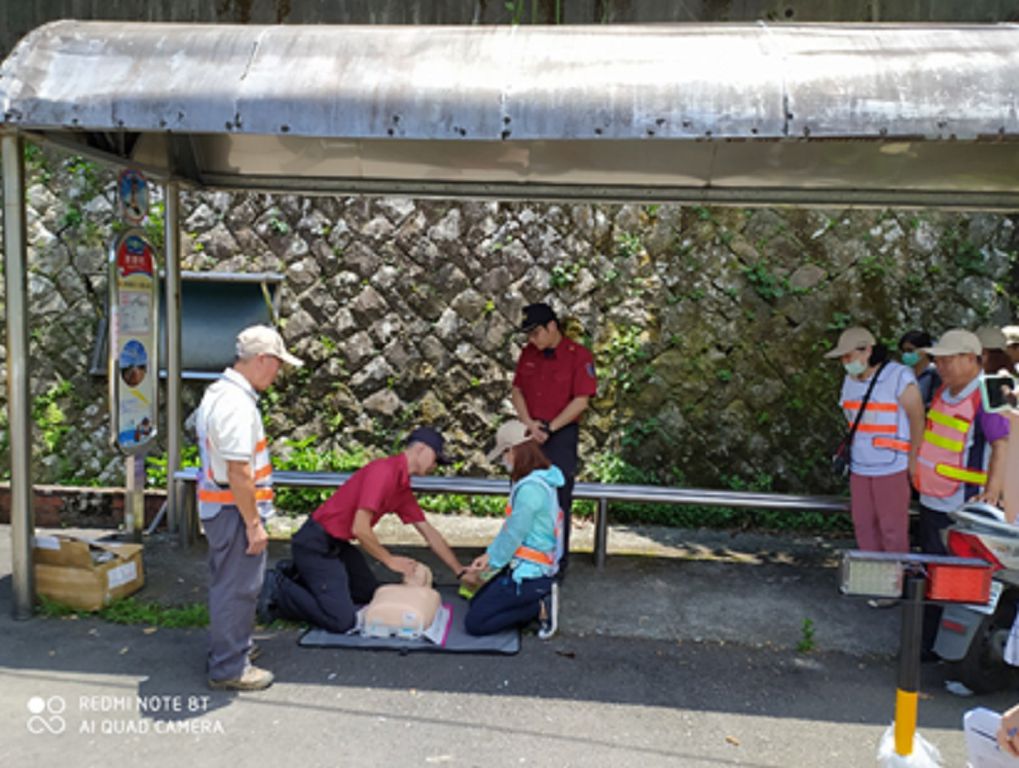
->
[[838, 361, 917, 477], [194, 367, 275, 522]]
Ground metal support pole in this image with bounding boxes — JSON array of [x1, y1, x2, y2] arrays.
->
[[164, 182, 182, 534], [3, 133, 35, 620], [893, 574, 925, 757], [594, 497, 608, 570], [123, 454, 143, 543]]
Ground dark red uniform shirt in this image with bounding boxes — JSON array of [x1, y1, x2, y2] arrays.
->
[[312, 453, 425, 541], [512, 338, 597, 421]]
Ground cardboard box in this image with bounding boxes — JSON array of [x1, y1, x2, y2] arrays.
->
[[33, 535, 145, 611]]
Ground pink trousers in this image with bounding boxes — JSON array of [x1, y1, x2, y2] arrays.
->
[[849, 470, 910, 553]]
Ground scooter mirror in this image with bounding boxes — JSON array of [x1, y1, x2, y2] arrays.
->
[[951, 502, 1005, 523]]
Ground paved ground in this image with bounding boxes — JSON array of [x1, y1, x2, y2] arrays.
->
[[1, 518, 1013, 767]]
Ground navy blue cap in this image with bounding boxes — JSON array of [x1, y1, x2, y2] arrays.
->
[[406, 426, 452, 465], [519, 303, 557, 333]]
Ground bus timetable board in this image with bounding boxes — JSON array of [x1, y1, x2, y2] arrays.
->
[[108, 229, 159, 454]]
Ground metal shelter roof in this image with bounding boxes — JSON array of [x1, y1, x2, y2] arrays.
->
[[3, 20, 1019, 208]]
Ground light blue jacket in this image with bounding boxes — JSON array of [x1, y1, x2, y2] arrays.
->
[[487, 466, 565, 583]]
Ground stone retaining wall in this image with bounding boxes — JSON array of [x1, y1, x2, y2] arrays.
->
[[1, 148, 1016, 501]]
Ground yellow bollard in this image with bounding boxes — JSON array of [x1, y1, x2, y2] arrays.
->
[[894, 689, 918, 756]]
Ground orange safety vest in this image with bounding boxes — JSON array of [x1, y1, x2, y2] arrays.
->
[[503, 476, 564, 569], [841, 397, 911, 457], [502, 502, 563, 566], [915, 385, 988, 498], [196, 374, 275, 520], [198, 436, 275, 517]]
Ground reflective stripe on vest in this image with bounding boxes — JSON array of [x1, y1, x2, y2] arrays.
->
[[934, 464, 988, 486], [840, 368, 912, 469], [198, 486, 275, 503], [916, 385, 986, 498], [873, 437, 911, 452]]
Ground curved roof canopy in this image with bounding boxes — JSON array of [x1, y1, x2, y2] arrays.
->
[[3, 20, 1019, 207]]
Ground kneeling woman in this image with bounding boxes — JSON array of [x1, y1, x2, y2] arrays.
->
[[464, 420, 564, 639]]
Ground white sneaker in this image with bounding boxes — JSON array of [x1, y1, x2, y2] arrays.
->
[[208, 665, 274, 691], [945, 680, 974, 697], [538, 582, 559, 640]]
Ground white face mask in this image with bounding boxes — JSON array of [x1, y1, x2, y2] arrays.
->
[[502, 456, 514, 473], [844, 359, 867, 377]]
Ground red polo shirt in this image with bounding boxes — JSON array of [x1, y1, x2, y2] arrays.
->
[[312, 453, 425, 541], [512, 338, 597, 422]]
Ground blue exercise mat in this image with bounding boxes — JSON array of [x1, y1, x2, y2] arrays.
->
[[298, 588, 520, 655]]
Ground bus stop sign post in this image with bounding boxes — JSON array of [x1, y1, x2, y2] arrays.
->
[[109, 169, 158, 542]]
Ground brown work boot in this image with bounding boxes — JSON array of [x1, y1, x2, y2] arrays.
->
[[208, 665, 274, 691]]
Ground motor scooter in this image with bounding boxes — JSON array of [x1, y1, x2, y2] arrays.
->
[[933, 501, 1019, 694]]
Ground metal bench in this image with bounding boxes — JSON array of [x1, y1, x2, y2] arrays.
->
[[173, 467, 850, 568]]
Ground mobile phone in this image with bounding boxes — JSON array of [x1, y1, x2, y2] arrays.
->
[[980, 373, 1017, 413]]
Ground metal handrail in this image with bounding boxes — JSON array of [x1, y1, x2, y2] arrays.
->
[[173, 467, 849, 567]]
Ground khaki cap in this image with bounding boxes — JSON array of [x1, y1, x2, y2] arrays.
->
[[976, 325, 1007, 350], [486, 419, 531, 462], [824, 327, 876, 359], [922, 329, 981, 357], [235, 325, 304, 367], [1003, 325, 1019, 345]]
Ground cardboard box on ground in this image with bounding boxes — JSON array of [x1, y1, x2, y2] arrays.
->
[[33, 535, 145, 611]]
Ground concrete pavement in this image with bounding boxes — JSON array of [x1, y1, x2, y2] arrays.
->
[[0, 519, 1012, 767]]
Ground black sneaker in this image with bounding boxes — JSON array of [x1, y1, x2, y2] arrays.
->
[[537, 582, 559, 640], [256, 569, 280, 625]]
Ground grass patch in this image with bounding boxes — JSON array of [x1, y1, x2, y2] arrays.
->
[[797, 617, 816, 653], [36, 595, 208, 628]]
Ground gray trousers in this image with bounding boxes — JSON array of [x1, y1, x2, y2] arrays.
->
[[205, 506, 266, 681]]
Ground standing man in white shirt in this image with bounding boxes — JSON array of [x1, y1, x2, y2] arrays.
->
[[196, 325, 302, 691]]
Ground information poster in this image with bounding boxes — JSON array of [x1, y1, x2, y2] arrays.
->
[[117, 168, 149, 225], [109, 229, 158, 454]]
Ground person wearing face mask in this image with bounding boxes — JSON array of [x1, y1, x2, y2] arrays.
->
[[898, 329, 941, 410], [463, 420, 565, 639], [825, 327, 925, 568]]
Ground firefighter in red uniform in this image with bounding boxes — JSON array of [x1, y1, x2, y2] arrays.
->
[[510, 303, 597, 578]]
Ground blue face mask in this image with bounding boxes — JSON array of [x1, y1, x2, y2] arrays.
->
[[902, 351, 920, 367], [844, 359, 867, 377]]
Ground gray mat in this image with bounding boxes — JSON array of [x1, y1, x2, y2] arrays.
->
[[298, 587, 521, 655]]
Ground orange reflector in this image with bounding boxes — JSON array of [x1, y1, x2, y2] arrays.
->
[[926, 563, 992, 604]]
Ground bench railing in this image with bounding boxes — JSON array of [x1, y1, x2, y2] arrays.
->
[[173, 467, 849, 568]]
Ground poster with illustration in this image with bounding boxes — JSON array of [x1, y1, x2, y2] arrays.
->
[[109, 230, 158, 454], [117, 168, 149, 225]]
